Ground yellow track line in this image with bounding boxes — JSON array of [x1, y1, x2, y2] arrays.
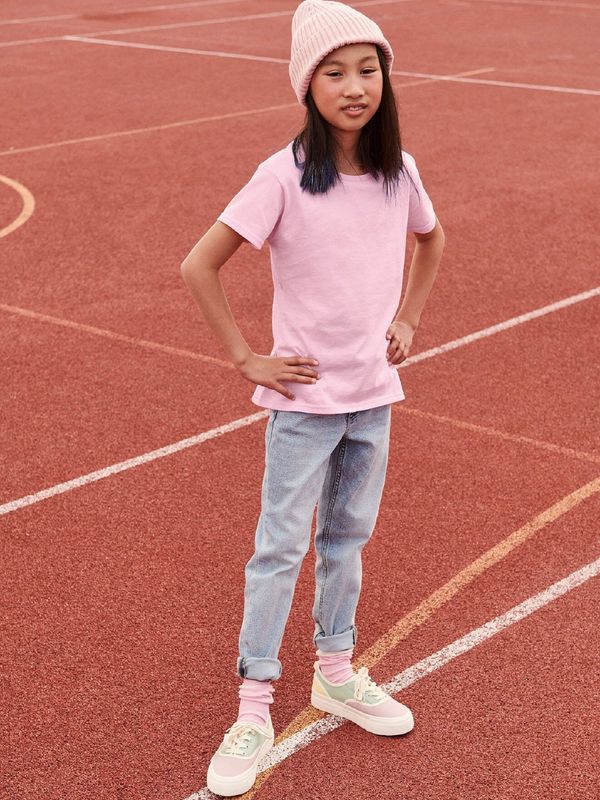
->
[[1, 302, 598, 470], [241, 476, 600, 798], [395, 405, 600, 465]]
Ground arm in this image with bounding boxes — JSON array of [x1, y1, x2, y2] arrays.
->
[[180, 221, 253, 368], [385, 217, 445, 365], [394, 217, 445, 329], [181, 220, 320, 400]]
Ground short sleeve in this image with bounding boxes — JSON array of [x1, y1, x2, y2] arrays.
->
[[217, 165, 284, 250], [404, 152, 437, 234]]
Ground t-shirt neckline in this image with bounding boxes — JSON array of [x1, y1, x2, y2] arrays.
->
[[288, 140, 374, 182], [338, 171, 373, 181]]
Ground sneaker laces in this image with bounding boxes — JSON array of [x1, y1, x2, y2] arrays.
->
[[222, 721, 261, 756], [353, 666, 388, 703]]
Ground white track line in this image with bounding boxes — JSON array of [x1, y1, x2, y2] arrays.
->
[[63, 35, 289, 63], [0, 102, 298, 157], [0, 174, 35, 238], [78, 10, 315, 37], [0, 0, 597, 27], [2, 0, 598, 46], [184, 553, 600, 799], [391, 69, 600, 97], [0, 411, 268, 516], [0, 286, 598, 518], [468, 0, 599, 8], [76, 0, 417, 37], [0, 14, 76, 25], [0, 70, 491, 159], [0, 0, 414, 46], [74, 0, 597, 37], [0, 35, 64, 47], [0, 1, 248, 26], [403, 285, 600, 365], [60, 36, 600, 97], [63, 0, 415, 37], [0, 64, 593, 157]]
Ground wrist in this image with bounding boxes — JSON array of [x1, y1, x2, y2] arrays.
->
[[394, 315, 419, 331], [233, 349, 253, 369]]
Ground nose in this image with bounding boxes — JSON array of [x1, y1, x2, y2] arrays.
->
[[344, 84, 365, 99], [344, 76, 366, 99]]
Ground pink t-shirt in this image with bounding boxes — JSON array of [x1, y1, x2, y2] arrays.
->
[[217, 141, 437, 414]]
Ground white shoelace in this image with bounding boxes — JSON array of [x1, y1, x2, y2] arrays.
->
[[353, 666, 388, 703], [222, 721, 260, 755]]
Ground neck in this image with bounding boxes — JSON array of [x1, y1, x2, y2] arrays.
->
[[333, 139, 363, 174], [332, 128, 361, 164]]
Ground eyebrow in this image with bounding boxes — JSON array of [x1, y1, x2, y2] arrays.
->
[[321, 55, 377, 67]]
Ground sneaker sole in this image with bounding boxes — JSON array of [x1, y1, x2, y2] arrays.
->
[[310, 690, 414, 736], [206, 735, 274, 797]]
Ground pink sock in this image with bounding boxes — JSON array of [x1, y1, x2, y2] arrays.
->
[[237, 678, 275, 726], [317, 647, 355, 684]]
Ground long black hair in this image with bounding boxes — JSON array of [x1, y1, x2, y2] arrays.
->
[[291, 44, 417, 204]]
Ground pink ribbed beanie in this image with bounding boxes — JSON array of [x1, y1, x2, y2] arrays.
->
[[289, 0, 394, 108]]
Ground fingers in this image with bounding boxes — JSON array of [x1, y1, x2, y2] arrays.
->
[[387, 337, 410, 364], [281, 371, 319, 384], [298, 366, 321, 379], [281, 356, 319, 379], [286, 355, 319, 367], [270, 355, 321, 401], [274, 382, 296, 401]]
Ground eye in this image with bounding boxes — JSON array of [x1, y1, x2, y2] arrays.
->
[[326, 68, 377, 77]]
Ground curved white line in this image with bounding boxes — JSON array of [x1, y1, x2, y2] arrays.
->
[[0, 174, 35, 238]]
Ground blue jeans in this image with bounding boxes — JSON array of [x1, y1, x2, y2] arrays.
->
[[236, 404, 392, 681]]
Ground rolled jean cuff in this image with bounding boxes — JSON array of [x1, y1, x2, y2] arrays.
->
[[313, 624, 357, 653], [237, 656, 282, 681]]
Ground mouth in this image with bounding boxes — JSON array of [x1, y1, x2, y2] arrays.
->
[[342, 104, 367, 111], [342, 104, 367, 116]]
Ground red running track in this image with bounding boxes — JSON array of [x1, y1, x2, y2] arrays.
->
[[2, 1, 599, 798]]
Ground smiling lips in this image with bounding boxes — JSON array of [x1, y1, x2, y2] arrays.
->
[[342, 105, 367, 116]]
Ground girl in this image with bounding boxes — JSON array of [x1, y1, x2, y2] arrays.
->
[[181, 0, 445, 795]]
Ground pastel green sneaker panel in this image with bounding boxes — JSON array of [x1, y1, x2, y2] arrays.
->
[[315, 670, 381, 705], [315, 668, 382, 705], [218, 728, 269, 757]]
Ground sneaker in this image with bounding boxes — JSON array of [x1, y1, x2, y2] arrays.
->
[[206, 715, 275, 797], [310, 662, 414, 736]]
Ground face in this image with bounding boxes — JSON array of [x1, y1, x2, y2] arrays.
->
[[308, 43, 383, 135]]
